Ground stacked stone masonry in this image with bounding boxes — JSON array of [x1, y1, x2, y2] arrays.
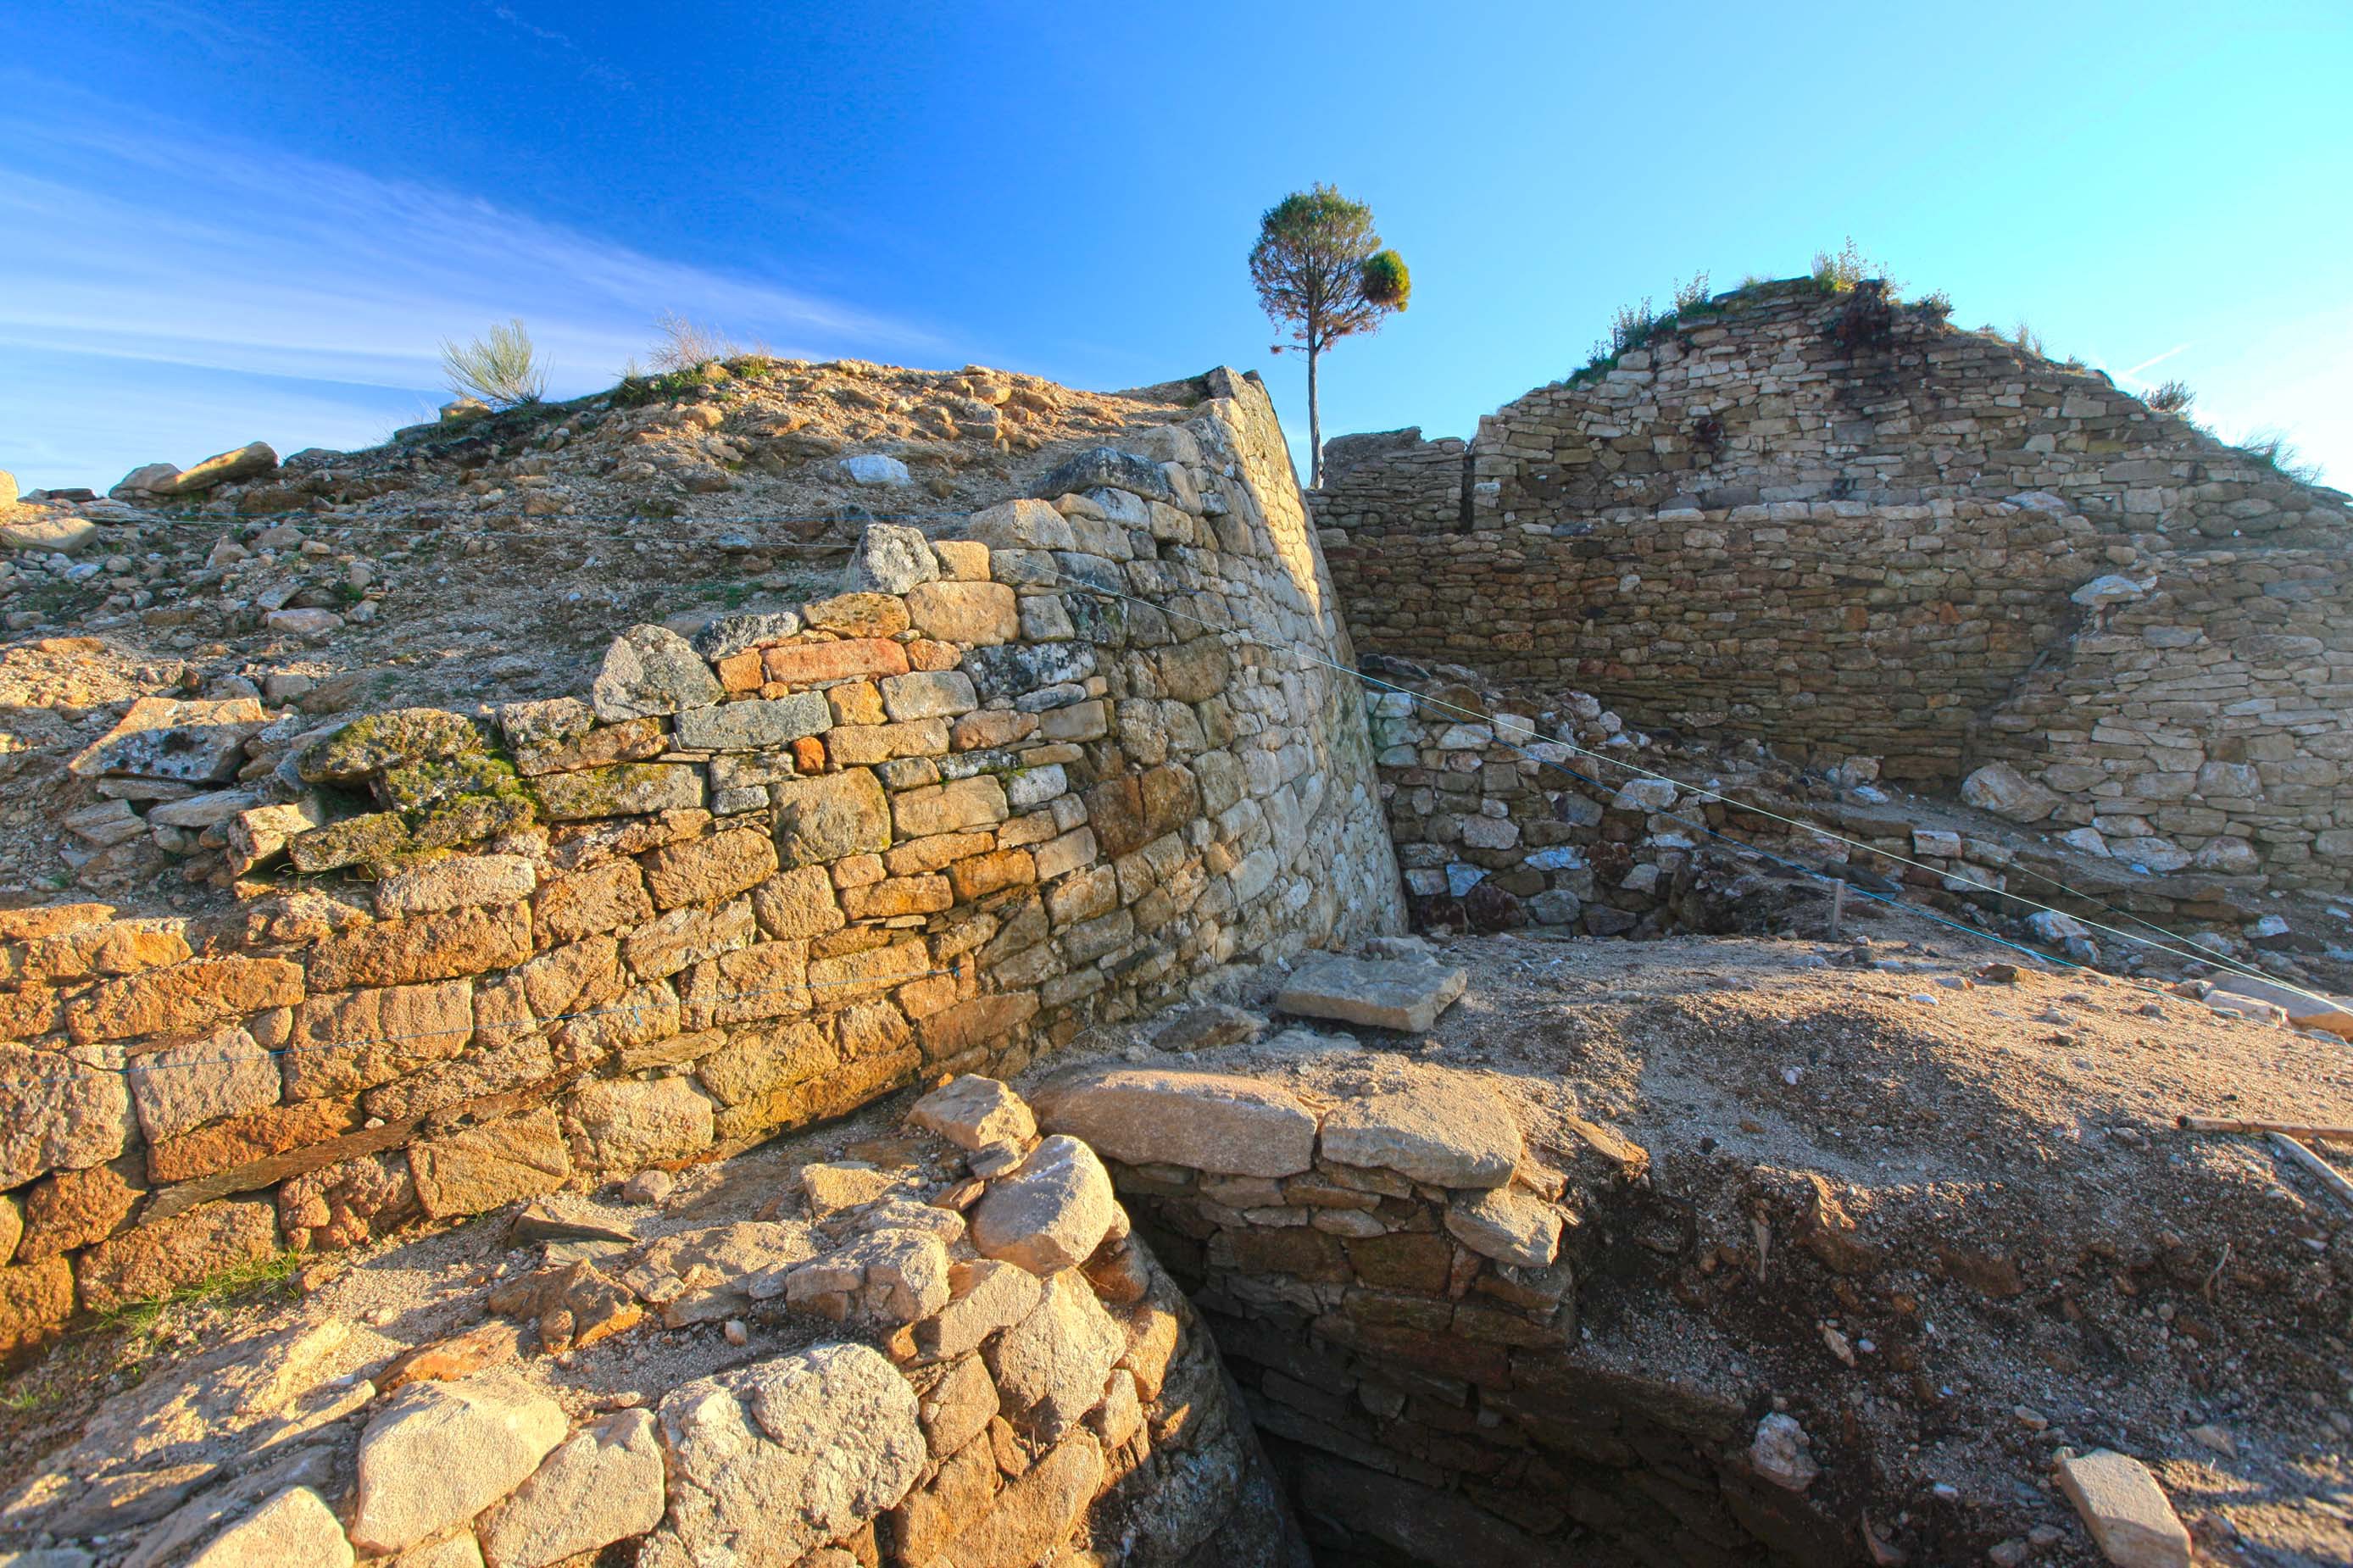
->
[[1315, 281, 2353, 890], [0, 366, 1406, 1348], [1364, 672, 2281, 942], [1032, 1060, 1846, 1566], [8, 1075, 1303, 1566]]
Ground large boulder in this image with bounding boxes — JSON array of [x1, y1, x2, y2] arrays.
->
[[349, 1371, 568, 1553], [478, 1408, 665, 1568], [186, 1486, 353, 1568], [983, 1271, 1125, 1441], [646, 1342, 923, 1567], [591, 625, 723, 722], [152, 441, 278, 495], [846, 523, 939, 594], [969, 1135, 1116, 1276], [1959, 761, 2061, 824]]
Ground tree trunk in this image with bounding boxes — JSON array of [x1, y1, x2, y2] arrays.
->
[[1307, 341, 1322, 490]]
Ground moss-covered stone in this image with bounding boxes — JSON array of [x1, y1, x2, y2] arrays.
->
[[288, 812, 414, 873], [410, 792, 537, 851], [536, 763, 705, 821], [301, 708, 489, 784], [377, 752, 526, 815]]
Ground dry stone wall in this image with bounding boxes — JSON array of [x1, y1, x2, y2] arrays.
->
[[1316, 281, 2353, 890], [0, 367, 1405, 1349], [9, 1074, 1304, 1566], [1031, 1059, 1845, 1566]]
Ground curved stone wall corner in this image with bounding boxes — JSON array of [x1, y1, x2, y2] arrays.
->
[[0, 370, 1405, 1342]]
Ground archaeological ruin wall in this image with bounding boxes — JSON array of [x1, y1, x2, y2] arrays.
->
[[0, 367, 1405, 1347], [1316, 281, 2353, 892], [1031, 1060, 1853, 1568]]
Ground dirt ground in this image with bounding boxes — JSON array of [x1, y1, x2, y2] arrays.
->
[[8, 915, 2350, 1565]]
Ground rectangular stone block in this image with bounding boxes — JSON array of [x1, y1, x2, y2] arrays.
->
[[761, 638, 911, 687]]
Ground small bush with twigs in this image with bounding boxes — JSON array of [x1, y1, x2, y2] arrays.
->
[[1811, 236, 1892, 293], [649, 311, 764, 375], [2144, 380, 2195, 414], [439, 319, 546, 409]]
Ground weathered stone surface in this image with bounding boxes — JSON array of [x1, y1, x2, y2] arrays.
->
[[647, 1343, 922, 1567], [0, 509, 100, 553], [478, 1407, 665, 1568], [534, 859, 654, 944], [917, 1351, 998, 1459], [536, 763, 704, 820], [16, 1160, 136, 1260], [1149, 1004, 1265, 1054], [773, 768, 891, 865], [185, 1485, 352, 1568], [757, 637, 911, 689], [308, 904, 529, 990], [693, 610, 804, 660], [0, 1257, 74, 1356], [1277, 954, 1467, 1032], [940, 1430, 1104, 1568], [913, 1257, 1045, 1361], [751, 865, 847, 939], [0, 1041, 132, 1188], [877, 670, 976, 722], [592, 624, 724, 721], [67, 696, 270, 784], [298, 708, 486, 784], [1032, 1066, 1318, 1177], [907, 1074, 1035, 1150], [153, 440, 277, 494], [1319, 1074, 1521, 1187], [374, 854, 537, 915], [1959, 761, 2061, 825], [891, 776, 1007, 838], [75, 1198, 279, 1311], [970, 1134, 1116, 1276], [1444, 1187, 1564, 1269], [985, 1271, 1124, 1441], [675, 692, 831, 752], [409, 1109, 570, 1218], [563, 1076, 715, 1172], [1037, 446, 1175, 504], [903, 580, 1017, 645], [846, 523, 938, 594], [284, 979, 475, 1100], [2056, 1449, 2191, 1568], [641, 826, 778, 909], [349, 1371, 568, 1553]]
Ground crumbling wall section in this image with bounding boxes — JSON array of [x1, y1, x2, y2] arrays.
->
[[1314, 282, 2353, 889], [0, 368, 1405, 1347]]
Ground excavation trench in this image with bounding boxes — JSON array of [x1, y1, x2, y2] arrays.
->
[[1115, 1166, 1866, 1568]]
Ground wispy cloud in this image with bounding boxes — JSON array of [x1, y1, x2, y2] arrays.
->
[[0, 103, 940, 395], [2116, 342, 2189, 386], [482, 3, 634, 93]]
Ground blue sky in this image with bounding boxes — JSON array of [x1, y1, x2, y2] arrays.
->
[[3, 2, 2348, 492]]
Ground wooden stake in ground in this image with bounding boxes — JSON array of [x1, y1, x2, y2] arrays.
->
[[2266, 1132, 2353, 1213], [2175, 1115, 2353, 1146]]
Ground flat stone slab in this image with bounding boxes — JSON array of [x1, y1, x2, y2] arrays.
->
[[2209, 974, 2353, 1039], [1277, 955, 1468, 1033], [1320, 1074, 1521, 1187], [1031, 1066, 1317, 1178], [2055, 1449, 2191, 1568]]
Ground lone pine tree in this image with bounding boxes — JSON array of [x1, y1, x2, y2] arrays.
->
[[1249, 185, 1410, 488]]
